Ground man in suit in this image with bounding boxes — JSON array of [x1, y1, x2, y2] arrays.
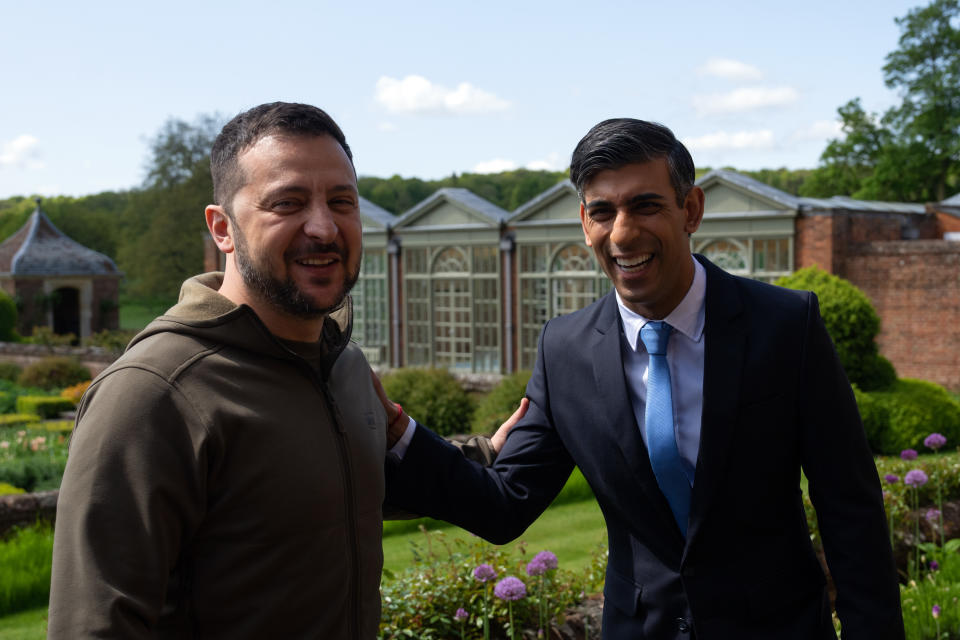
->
[[383, 118, 903, 639]]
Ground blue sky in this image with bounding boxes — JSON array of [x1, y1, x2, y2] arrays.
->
[[0, 0, 922, 199]]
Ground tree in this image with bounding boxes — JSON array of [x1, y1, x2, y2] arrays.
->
[[804, 0, 960, 201]]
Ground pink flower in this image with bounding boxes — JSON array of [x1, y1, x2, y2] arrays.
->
[[926, 508, 942, 523], [884, 474, 899, 484], [0, 441, 8, 450], [473, 564, 497, 583], [905, 469, 929, 488], [924, 433, 947, 451], [454, 607, 468, 622], [933, 604, 941, 619], [901, 449, 918, 461], [494, 576, 527, 601], [526, 550, 559, 576]]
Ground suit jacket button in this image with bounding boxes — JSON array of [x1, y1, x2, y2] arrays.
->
[[676, 618, 691, 633]]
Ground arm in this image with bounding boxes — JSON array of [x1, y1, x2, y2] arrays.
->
[[798, 294, 904, 639], [382, 327, 576, 544], [48, 369, 207, 639]]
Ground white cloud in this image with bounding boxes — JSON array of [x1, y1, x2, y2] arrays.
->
[[792, 119, 842, 141], [525, 152, 564, 171], [472, 158, 518, 174], [693, 87, 799, 115], [0, 134, 44, 169], [699, 58, 763, 82], [375, 75, 510, 115], [377, 121, 398, 132], [682, 130, 776, 152]]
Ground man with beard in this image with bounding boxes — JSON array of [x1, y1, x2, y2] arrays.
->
[[48, 102, 514, 639]]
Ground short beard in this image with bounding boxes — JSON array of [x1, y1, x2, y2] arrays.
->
[[233, 223, 359, 320]]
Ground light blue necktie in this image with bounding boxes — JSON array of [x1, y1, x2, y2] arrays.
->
[[640, 321, 691, 537]]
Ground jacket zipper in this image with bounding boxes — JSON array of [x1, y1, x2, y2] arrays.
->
[[317, 376, 360, 639]]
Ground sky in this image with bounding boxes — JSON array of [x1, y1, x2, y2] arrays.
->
[[0, 0, 923, 200]]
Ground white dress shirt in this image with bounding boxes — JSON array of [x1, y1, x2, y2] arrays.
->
[[617, 257, 706, 486]]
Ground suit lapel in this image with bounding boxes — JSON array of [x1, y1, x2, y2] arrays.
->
[[685, 256, 747, 549], [591, 293, 686, 544]]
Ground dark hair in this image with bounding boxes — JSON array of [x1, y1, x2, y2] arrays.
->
[[569, 118, 694, 207], [211, 102, 353, 211]]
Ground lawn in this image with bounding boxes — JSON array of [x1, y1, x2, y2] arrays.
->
[[0, 608, 46, 640], [118, 298, 175, 331]]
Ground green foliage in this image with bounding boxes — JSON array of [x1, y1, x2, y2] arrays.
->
[[82, 329, 136, 352], [23, 327, 75, 348], [0, 361, 23, 382], [379, 529, 592, 639], [0, 524, 55, 617], [864, 379, 960, 455], [381, 368, 474, 437], [776, 266, 895, 390], [805, 0, 960, 201], [17, 357, 91, 391], [0, 414, 43, 427], [15, 397, 75, 419], [0, 481, 24, 495], [0, 290, 18, 342], [900, 540, 960, 640], [358, 169, 568, 214], [472, 371, 531, 434], [0, 426, 70, 492]]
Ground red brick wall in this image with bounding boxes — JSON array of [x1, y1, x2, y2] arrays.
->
[[844, 240, 960, 391], [936, 212, 960, 235], [92, 277, 120, 332], [795, 215, 836, 272]]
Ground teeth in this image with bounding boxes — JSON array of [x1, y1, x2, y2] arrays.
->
[[616, 254, 653, 270], [297, 257, 336, 266]]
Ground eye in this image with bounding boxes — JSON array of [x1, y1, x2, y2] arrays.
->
[[271, 198, 303, 213]]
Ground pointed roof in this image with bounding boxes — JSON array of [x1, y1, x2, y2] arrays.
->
[[394, 188, 508, 229], [359, 196, 396, 230], [0, 203, 120, 276], [509, 180, 578, 223]]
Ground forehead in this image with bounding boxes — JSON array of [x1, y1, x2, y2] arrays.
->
[[237, 133, 356, 190], [582, 158, 672, 202]]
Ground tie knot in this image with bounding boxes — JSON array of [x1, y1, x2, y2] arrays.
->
[[640, 321, 672, 356]]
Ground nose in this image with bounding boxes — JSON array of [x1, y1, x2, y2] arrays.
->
[[609, 209, 641, 249], [302, 203, 339, 242]]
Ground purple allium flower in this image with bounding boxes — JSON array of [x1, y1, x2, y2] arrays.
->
[[526, 550, 559, 576], [925, 433, 948, 451], [884, 473, 900, 484], [494, 576, 527, 601], [927, 508, 942, 523], [933, 604, 941, 619], [454, 607, 468, 622], [901, 449, 919, 461], [931, 560, 940, 571], [905, 469, 929, 488], [473, 564, 497, 583]]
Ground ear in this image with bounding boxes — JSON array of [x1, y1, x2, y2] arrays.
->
[[579, 202, 593, 247], [682, 186, 705, 235], [205, 204, 235, 253]]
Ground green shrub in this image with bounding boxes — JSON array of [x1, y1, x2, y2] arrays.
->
[[15, 396, 75, 419], [0, 456, 67, 493], [83, 329, 135, 352], [852, 385, 887, 452], [0, 414, 42, 427], [0, 291, 18, 343], [472, 370, 532, 434], [0, 482, 23, 496], [0, 523, 54, 616], [776, 267, 896, 391], [866, 379, 960, 454], [17, 357, 90, 390], [0, 361, 22, 382], [381, 368, 474, 437]]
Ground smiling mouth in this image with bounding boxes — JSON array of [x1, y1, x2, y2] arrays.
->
[[295, 257, 338, 267], [614, 254, 654, 272]]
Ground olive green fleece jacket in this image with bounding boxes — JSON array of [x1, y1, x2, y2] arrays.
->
[[49, 273, 390, 639]]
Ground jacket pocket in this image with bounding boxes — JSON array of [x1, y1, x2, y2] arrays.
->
[[603, 568, 643, 616]]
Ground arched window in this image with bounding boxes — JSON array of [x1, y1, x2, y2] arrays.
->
[[700, 239, 748, 273]]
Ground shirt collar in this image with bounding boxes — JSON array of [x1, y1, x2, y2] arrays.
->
[[616, 257, 706, 351]]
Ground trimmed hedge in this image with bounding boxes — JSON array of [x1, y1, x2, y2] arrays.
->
[[472, 370, 532, 434], [381, 368, 474, 437], [17, 357, 90, 391], [15, 396, 75, 419], [776, 267, 896, 391], [0, 482, 24, 496], [0, 291, 17, 342], [856, 378, 960, 455], [0, 362, 21, 382], [0, 414, 42, 427]]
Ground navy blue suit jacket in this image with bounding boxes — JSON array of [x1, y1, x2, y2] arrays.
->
[[386, 256, 903, 639]]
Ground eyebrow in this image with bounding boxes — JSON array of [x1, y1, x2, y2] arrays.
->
[[260, 183, 359, 204], [584, 192, 664, 211]]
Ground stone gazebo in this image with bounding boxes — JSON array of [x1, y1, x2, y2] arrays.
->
[[0, 200, 121, 340]]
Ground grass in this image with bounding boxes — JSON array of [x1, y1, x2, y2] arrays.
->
[[383, 498, 606, 575], [0, 607, 46, 640], [118, 298, 175, 331], [0, 525, 54, 618]]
